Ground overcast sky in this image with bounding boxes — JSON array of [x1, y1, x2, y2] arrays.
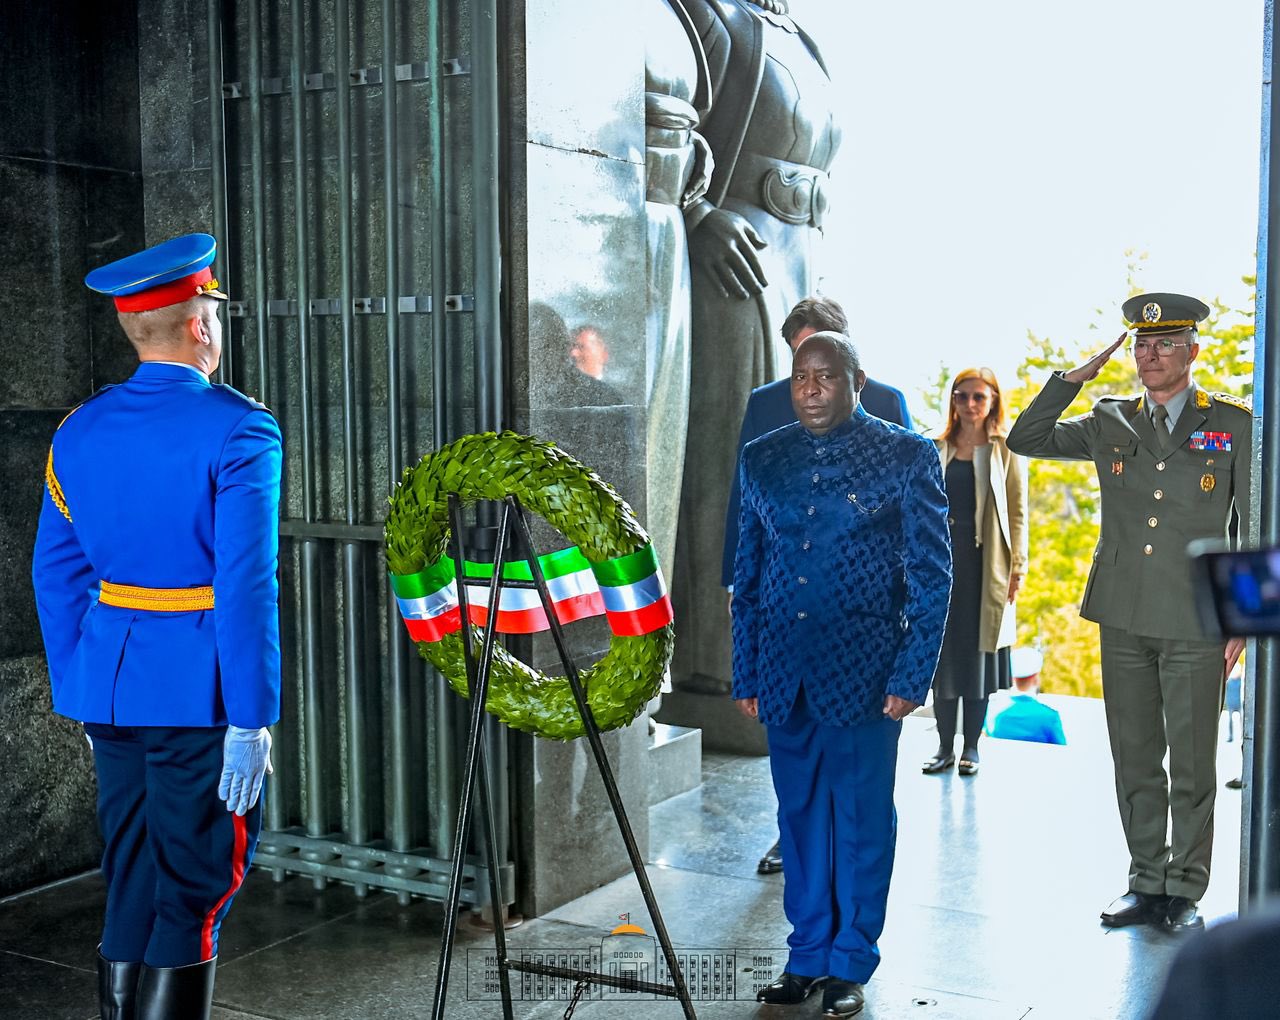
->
[[803, 0, 1265, 421]]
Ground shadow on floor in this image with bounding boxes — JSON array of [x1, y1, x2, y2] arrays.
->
[[0, 701, 1245, 1019]]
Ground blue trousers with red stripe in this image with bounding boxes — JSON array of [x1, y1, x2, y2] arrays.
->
[[766, 686, 901, 984], [84, 724, 260, 967]]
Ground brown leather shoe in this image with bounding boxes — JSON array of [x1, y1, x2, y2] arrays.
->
[[1100, 891, 1166, 927], [757, 972, 823, 1004], [822, 979, 865, 1017], [1162, 896, 1205, 933]]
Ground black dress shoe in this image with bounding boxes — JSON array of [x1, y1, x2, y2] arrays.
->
[[757, 839, 783, 875], [922, 752, 955, 774], [756, 971, 823, 1004], [1162, 896, 1205, 933], [1100, 890, 1166, 927], [822, 979, 865, 1017], [1226, 777, 1244, 789]]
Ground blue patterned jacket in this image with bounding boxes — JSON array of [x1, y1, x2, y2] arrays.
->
[[31, 362, 283, 729], [731, 409, 952, 726]]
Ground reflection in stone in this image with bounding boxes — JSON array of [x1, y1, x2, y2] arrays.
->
[[568, 324, 612, 383], [672, 0, 843, 694], [533, 303, 626, 409]]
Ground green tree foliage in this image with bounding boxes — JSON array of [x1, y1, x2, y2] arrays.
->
[[1004, 267, 1255, 696]]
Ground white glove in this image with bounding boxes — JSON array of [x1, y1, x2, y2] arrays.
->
[[218, 725, 273, 816]]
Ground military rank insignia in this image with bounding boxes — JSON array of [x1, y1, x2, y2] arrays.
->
[[1201, 473, 1216, 493], [1189, 431, 1231, 452]]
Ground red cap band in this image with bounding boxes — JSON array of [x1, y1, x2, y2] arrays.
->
[[114, 267, 219, 312]]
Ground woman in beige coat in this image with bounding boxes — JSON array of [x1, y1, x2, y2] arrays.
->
[[923, 367, 1029, 776]]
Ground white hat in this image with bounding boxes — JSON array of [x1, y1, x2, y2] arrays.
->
[[1010, 647, 1043, 679]]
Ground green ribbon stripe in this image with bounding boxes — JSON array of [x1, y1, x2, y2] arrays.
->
[[588, 543, 659, 588], [391, 545, 592, 600]]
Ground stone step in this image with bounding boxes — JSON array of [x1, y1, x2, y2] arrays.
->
[[647, 722, 702, 805]]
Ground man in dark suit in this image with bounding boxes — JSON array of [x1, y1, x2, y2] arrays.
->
[[722, 295, 912, 875], [733, 331, 950, 1017]]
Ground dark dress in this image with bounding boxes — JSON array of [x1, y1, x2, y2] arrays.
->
[[932, 458, 1012, 699]]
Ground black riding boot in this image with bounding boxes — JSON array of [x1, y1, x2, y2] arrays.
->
[[97, 946, 140, 1020], [136, 958, 216, 1020]]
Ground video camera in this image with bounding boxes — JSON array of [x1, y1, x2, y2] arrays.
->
[[1191, 540, 1280, 638]]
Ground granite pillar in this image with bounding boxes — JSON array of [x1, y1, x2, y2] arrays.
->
[[0, 0, 143, 895]]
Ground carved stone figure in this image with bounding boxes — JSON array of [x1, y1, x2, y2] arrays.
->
[[642, 0, 711, 578], [671, 0, 843, 694]]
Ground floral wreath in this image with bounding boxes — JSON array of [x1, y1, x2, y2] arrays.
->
[[384, 432, 675, 741]]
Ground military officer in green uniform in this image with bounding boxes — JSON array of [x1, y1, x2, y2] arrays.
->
[[1007, 292, 1250, 934]]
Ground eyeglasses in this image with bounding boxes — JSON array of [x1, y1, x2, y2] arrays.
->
[[953, 392, 991, 405], [1128, 338, 1194, 357]]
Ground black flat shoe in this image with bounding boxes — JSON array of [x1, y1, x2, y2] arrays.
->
[[757, 971, 823, 1004], [822, 979, 865, 1017], [1162, 896, 1205, 933], [958, 749, 980, 776], [757, 839, 783, 875], [1100, 890, 1166, 927], [921, 752, 955, 774]]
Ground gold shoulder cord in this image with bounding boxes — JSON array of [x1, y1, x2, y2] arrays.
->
[[45, 448, 72, 523], [45, 404, 83, 524]]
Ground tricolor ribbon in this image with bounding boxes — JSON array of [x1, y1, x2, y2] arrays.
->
[[391, 543, 673, 642]]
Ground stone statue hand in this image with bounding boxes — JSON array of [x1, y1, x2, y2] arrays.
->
[[689, 207, 769, 299], [680, 132, 714, 210], [1062, 333, 1126, 385]]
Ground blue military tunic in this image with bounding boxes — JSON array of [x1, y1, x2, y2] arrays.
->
[[32, 361, 282, 729], [732, 409, 952, 725]]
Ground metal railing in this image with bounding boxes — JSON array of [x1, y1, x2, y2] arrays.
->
[[204, 0, 513, 908]]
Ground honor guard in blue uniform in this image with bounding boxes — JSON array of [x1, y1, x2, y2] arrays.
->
[[732, 332, 951, 1018], [31, 234, 282, 1020]]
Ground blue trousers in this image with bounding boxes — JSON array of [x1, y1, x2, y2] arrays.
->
[[84, 724, 261, 967], [766, 687, 901, 984]]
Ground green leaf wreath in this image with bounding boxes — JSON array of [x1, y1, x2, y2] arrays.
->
[[385, 431, 674, 741]]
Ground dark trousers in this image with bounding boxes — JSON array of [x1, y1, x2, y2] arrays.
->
[[766, 687, 902, 984], [85, 724, 261, 967]]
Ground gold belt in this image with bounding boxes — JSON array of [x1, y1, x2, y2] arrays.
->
[[99, 581, 215, 612]]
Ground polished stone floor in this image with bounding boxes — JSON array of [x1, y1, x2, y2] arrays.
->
[[1, 697, 1246, 1019]]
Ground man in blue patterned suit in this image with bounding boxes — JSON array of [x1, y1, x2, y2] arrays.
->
[[733, 331, 951, 1018], [31, 234, 281, 1020], [721, 294, 913, 876]]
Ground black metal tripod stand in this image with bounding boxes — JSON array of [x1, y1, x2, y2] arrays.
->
[[429, 493, 697, 1019]]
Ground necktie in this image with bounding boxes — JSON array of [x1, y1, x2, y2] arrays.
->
[[1152, 403, 1169, 434]]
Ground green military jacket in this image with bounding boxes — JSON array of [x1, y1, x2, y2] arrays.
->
[[1006, 372, 1251, 641]]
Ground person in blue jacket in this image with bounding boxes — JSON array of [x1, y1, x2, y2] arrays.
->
[[985, 647, 1067, 745], [721, 295, 912, 876], [733, 331, 950, 1018], [31, 233, 282, 1020]]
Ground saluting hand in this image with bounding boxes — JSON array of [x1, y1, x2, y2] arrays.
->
[[1062, 333, 1127, 385]]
